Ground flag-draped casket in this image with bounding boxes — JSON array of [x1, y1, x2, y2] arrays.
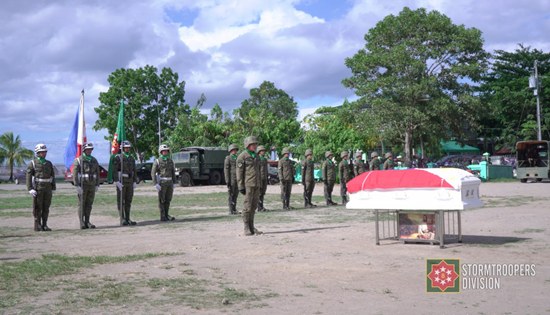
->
[[345, 168, 483, 210]]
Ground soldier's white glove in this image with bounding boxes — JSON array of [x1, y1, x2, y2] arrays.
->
[[115, 182, 123, 190], [29, 189, 37, 197], [133, 183, 137, 189], [155, 184, 161, 191], [76, 187, 83, 195], [95, 186, 99, 192]]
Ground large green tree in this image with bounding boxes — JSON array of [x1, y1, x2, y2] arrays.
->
[[479, 45, 550, 148], [0, 132, 33, 182], [232, 81, 302, 151], [342, 7, 488, 163], [94, 66, 188, 161]]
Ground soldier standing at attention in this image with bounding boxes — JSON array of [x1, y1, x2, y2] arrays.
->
[[151, 144, 176, 221], [338, 151, 352, 205], [114, 140, 138, 226], [257, 145, 269, 212], [301, 149, 316, 208], [369, 151, 381, 171], [322, 151, 338, 206], [26, 144, 56, 231], [353, 151, 366, 177], [236, 136, 262, 236], [73, 142, 100, 229], [383, 152, 394, 170], [224, 144, 239, 215], [278, 147, 294, 210]]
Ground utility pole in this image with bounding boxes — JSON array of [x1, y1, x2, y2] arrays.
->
[[529, 60, 542, 140]]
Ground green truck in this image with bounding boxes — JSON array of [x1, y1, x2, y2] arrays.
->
[[172, 147, 227, 186]]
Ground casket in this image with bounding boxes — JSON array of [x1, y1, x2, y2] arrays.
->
[[346, 168, 483, 210]]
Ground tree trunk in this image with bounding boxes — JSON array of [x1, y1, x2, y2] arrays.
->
[[404, 129, 413, 166]]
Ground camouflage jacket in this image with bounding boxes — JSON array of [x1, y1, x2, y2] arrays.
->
[[339, 159, 353, 183], [151, 157, 176, 184], [26, 157, 56, 191], [322, 159, 336, 183], [354, 160, 367, 177], [73, 154, 100, 187], [301, 158, 315, 184], [278, 157, 294, 182], [224, 154, 238, 186], [236, 149, 260, 189], [114, 153, 137, 183]]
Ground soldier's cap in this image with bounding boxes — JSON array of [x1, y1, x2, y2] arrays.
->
[[370, 151, 378, 158], [384, 152, 392, 158], [244, 136, 258, 148], [282, 147, 291, 155], [228, 144, 238, 152], [340, 151, 348, 158], [34, 143, 48, 153], [83, 142, 94, 150], [256, 145, 266, 153], [325, 151, 333, 158], [305, 149, 313, 157], [356, 151, 362, 157]]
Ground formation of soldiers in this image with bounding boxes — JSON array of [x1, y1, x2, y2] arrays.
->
[[25, 139, 402, 236]]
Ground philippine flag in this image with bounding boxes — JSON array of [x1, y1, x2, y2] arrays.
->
[[63, 90, 87, 170]]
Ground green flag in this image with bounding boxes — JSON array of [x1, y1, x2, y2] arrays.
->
[[108, 100, 125, 183]]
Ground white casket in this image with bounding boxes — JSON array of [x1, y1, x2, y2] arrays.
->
[[346, 168, 483, 211]]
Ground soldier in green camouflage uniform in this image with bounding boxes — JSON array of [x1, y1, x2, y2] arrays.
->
[[114, 140, 138, 226], [338, 151, 352, 205], [383, 152, 394, 170], [224, 144, 239, 215], [73, 142, 100, 229], [353, 151, 366, 177], [322, 151, 338, 206], [257, 145, 269, 212], [278, 147, 294, 210], [369, 151, 381, 171], [301, 148, 316, 208], [151, 144, 176, 221], [236, 136, 262, 236], [26, 144, 56, 231]]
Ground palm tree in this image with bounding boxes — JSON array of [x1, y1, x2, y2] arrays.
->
[[0, 132, 34, 182]]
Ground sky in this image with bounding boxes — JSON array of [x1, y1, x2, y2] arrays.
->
[[1, 0, 550, 164]]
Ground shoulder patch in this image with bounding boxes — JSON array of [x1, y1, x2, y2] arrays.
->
[[238, 161, 244, 168]]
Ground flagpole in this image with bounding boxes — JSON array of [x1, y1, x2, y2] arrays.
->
[[80, 89, 85, 227]]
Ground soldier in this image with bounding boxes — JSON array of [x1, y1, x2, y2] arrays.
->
[[151, 144, 177, 221], [114, 140, 138, 226], [301, 148, 316, 208], [338, 151, 352, 205], [224, 144, 239, 215], [257, 145, 269, 212], [26, 144, 56, 231], [369, 151, 381, 171], [353, 151, 367, 177], [383, 152, 394, 170], [278, 147, 294, 210], [322, 151, 338, 206], [236, 136, 262, 236], [73, 142, 100, 229]]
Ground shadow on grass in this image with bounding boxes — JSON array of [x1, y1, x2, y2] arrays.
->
[[263, 225, 350, 235], [94, 214, 235, 229], [460, 234, 530, 245]]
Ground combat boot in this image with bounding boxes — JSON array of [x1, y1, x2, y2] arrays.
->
[[249, 214, 262, 235], [243, 214, 253, 236], [165, 203, 175, 221], [41, 219, 51, 231], [34, 219, 42, 231], [84, 216, 96, 229]]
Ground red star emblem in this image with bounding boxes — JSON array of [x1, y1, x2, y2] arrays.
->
[[427, 260, 459, 291]]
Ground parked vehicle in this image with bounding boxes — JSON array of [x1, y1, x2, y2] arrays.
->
[[136, 162, 153, 183], [516, 140, 550, 182], [172, 147, 227, 186], [14, 169, 26, 185], [65, 165, 109, 185]]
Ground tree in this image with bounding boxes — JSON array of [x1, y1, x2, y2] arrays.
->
[[94, 66, 188, 161], [232, 81, 302, 151], [0, 132, 33, 182], [479, 45, 550, 148], [342, 7, 488, 163]]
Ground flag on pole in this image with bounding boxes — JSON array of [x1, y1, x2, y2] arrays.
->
[[108, 100, 125, 183], [64, 90, 87, 170]]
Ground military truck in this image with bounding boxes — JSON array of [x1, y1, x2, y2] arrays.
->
[[172, 146, 227, 186]]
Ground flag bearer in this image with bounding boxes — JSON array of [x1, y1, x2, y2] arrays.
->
[[26, 144, 56, 231], [73, 142, 100, 229], [114, 140, 138, 226]]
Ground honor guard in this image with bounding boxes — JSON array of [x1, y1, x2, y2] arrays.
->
[[369, 151, 381, 171], [353, 151, 367, 176], [322, 151, 337, 206], [73, 142, 100, 229], [301, 149, 316, 208], [151, 144, 176, 221], [278, 147, 294, 210], [236, 136, 262, 235], [224, 144, 239, 215], [26, 144, 56, 231], [114, 140, 138, 226], [338, 151, 352, 205], [257, 145, 269, 212]]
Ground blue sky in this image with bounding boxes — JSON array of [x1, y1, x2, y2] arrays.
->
[[1, 0, 549, 165]]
